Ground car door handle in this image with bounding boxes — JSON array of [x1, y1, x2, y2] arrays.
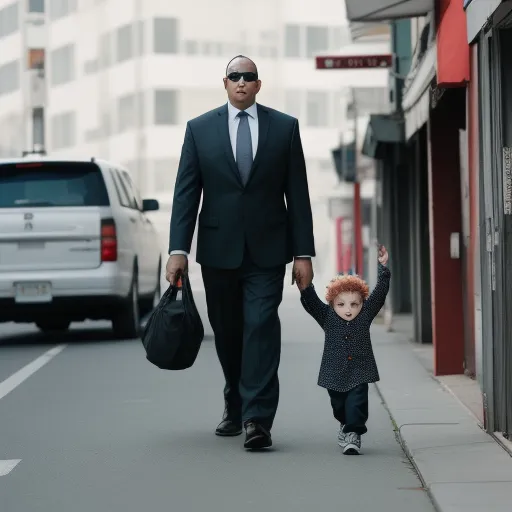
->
[[129, 217, 137, 223]]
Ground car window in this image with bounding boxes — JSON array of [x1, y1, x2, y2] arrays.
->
[[120, 170, 142, 210], [109, 168, 131, 208], [113, 169, 138, 210], [0, 161, 110, 208]]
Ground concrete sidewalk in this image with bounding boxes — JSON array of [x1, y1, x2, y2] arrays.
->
[[371, 322, 512, 512]]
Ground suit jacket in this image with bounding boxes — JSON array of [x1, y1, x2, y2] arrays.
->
[[168, 102, 316, 269]]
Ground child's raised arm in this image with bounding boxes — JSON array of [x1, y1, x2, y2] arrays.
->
[[364, 262, 391, 321], [300, 284, 330, 329]]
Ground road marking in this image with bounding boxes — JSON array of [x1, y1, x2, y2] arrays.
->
[[0, 344, 67, 401], [0, 459, 21, 476]]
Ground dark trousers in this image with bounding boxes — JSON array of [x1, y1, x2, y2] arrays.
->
[[327, 383, 369, 435], [201, 250, 286, 431]]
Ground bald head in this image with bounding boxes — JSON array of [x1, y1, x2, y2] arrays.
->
[[226, 55, 258, 76]]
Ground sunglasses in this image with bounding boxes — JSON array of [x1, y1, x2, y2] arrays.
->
[[227, 72, 258, 82]]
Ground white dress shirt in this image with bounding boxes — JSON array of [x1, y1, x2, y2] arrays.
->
[[227, 101, 259, 160]]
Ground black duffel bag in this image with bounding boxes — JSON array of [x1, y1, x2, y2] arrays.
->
[[141, 274, 204, 370]]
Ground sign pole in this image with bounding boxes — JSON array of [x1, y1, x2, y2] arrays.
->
[[351, 89, 363, 276], [315, 54, 392, 277]]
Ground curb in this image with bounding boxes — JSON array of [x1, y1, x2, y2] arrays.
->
[[372, 381, 442, 512]]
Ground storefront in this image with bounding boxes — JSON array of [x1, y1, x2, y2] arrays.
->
[[362, 113, 413, 314], [466, 0, 512, 438]]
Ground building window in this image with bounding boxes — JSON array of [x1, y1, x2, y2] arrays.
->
[[28, 48, 45, 70], [51, 111, 76, 150], [84, 59, 98, 74], [29, 0, 45, 12], [0, 60, 20, 96], [154, 89, 178, 125], [116, 23, 133, 63], [306, 26, 329, 58], [0, 2, 19, 39], [99, 32, 112, 69], [330, 26, 348, 51], [306, 91, 328, 127], [184, 40, 198, 55], [153, 17, 179, 54], [116, 91, 145, 133], [50, 43, 75, 86], [202, 42, 214, 55], [284, 25, 301, 58], [136, 20, 144, 56], [49, 0, 76, 21], [32, 107, 45, 146]]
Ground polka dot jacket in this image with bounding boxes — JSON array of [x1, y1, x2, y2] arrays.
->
[[300, 263, 391, 393]]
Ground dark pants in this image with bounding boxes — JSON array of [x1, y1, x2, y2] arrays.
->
[[201, 250, 286, 431], [327, 383, 369, 435]]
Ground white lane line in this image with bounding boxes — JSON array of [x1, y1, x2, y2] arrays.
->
[[0, 459, 21, 476], [0, 344, 67, 401]]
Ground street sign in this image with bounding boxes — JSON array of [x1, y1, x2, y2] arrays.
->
[[315, 54, 393, 69]]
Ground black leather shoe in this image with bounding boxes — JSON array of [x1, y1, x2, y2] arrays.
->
[[215, 419, 242, 437], [243, 421, 272, 450]]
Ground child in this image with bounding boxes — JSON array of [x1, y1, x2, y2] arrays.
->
[[296, 245, 391, 455]]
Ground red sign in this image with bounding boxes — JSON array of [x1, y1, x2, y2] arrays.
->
[[315, 54, 393, 70]]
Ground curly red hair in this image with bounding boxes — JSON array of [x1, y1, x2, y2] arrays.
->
[[325, 274, 370, 304]]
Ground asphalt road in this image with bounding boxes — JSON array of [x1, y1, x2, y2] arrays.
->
[[0, 289, 436, 512]]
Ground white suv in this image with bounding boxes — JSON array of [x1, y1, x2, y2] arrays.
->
[[0, 155, 163, 339]]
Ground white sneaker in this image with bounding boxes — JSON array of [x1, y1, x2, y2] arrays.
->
[[337, 425, 347, 448], [343, 432, 361, 455]]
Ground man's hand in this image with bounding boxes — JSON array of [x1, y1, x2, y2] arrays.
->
[[292, 258, 314, 291], [378, 244, 389, 266], [165, 254, 188, 285]]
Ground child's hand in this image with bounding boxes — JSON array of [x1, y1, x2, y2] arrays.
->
[[378, 244, 389, 265]]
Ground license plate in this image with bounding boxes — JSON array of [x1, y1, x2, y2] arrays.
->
[[14, 282, 52, 303]]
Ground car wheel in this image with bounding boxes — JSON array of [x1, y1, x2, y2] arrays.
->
[[112, 270, 140, 339], [36, 319, 71, 333]]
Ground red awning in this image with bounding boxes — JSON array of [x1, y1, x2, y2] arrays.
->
[[436, 0, 470, 87]]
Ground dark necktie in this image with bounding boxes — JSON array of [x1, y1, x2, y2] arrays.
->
[[236, 111, 253, 185]]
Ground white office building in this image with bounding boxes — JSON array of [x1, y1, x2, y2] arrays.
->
[[0, 0, 391, 205]]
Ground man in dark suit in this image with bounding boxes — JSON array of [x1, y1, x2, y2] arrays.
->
[[166, 55, 315, 450]]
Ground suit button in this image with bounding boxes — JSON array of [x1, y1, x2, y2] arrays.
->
[[344, 336, 349, 340], [348, 356, 352, 361]]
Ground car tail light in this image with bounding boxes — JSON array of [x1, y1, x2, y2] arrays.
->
[[101, 218, 117, 262]]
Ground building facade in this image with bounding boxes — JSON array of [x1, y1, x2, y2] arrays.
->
[[343, 0, 512, 441], [0, 0, 363, 203], [464, 0, 512, 441]]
